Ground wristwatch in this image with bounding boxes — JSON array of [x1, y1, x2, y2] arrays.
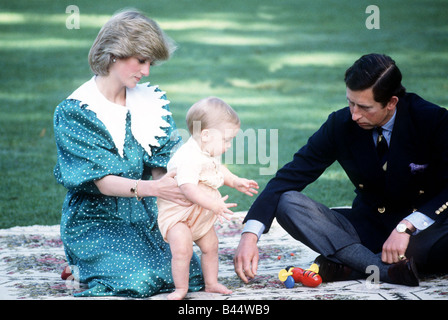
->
[[396, 223, 413, 235]]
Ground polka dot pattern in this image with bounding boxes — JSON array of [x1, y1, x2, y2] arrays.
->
[[53, 95, 203, 298]]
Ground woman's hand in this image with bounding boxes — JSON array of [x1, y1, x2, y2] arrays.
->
[[94, 172, 190, 206], [151, 171, 191, 206]]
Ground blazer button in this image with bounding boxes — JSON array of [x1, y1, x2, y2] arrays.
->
[[378, 207, 386, 214], [358, 184, 364, 189], [418, 190, 425, 195]]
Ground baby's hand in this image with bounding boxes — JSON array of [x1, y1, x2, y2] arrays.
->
[[212, 195, 237, 223], [233, 178, 259, 197]]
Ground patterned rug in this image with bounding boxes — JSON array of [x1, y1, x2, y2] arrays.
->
[[1, 212, 448, 300]]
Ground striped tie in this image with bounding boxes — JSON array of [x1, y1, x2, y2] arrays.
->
[[376, 127, 388, 171]]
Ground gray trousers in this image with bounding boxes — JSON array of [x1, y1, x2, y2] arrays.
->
[[275, 191, 360, 261], [275, 191, 448, 273]]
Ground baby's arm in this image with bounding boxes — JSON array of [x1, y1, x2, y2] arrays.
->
[[179, 183, 236, 220], [220, 166, 259, 197]]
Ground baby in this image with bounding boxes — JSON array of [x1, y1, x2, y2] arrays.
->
[[157, 97, 259, 300]]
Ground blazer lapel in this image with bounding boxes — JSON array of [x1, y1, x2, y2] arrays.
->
[[385, 100, 417, 192]]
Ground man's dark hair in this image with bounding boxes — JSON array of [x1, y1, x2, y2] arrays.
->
[[344, 53, 406, 106]]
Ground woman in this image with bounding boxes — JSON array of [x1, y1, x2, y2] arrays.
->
[[53, 9, 203, 297]]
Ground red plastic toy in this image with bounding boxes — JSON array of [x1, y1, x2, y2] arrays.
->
[[278, 264, 322, 288], [61, 266, 72, 280]]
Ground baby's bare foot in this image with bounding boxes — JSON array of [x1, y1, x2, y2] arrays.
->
[[205, 283, 232, 295], [167, 289, 188, 300]]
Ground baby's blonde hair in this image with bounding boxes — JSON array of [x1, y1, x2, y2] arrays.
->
[[186, 97, 240, 136]]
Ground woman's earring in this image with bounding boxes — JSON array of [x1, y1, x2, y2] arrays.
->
[[112, 58, 116, 63]]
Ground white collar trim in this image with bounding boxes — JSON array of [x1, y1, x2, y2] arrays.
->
[[68, 76, 171, 157]]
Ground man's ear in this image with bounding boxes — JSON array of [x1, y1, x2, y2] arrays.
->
[[386, 96, 399, 111]]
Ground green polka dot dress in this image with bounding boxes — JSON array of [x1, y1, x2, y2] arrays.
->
[[53, 78, 203, 297]]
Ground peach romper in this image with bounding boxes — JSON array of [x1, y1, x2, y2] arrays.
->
[[157, 137, 224, 242]]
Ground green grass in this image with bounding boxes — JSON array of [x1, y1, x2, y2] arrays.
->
[[1, 0, 447, 228]]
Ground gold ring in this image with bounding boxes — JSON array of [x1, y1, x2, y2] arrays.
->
[[398, 255, 406, 260]]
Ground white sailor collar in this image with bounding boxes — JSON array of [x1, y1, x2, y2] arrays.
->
[[68, 76, 172, 157]]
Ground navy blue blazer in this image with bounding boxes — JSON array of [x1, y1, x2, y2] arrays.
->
[[245, 93, 448, 251]]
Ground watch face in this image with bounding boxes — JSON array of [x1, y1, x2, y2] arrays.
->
[[397, 224, 406, 232]]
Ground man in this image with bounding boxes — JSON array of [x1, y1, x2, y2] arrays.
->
[[234, 54, 448, 286]]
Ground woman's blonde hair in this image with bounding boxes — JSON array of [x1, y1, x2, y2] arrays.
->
[[186, 97, 240, 136], [88, 9, 176, 76]]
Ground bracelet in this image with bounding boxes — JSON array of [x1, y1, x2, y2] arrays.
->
[[130, 179, 143, 201]]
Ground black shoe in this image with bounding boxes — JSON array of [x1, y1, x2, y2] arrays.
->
[[314, 255, 353, 282], [387, 257, 419, 287]]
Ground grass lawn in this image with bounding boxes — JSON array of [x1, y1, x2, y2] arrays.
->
[[1, 0, 447, 228]]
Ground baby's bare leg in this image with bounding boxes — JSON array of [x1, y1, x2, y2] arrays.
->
[[195, 228, 232, 295], [166, 222, 193, 300]]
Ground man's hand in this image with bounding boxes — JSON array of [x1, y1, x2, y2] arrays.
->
[[233, 232, 259, 283], [381, 220, 415, 264]]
